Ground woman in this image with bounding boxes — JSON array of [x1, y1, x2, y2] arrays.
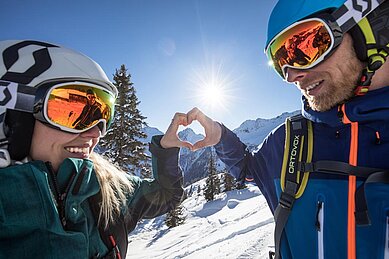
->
[[0, 40, 189, 259]]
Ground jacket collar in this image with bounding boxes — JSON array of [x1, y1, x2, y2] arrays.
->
[[302, 86, 389, 127]]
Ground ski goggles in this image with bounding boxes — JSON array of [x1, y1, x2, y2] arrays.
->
[[33, 80, 116, 136], [265, 17, 342, 79]]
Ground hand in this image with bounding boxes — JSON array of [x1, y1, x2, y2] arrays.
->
[[187, 107, 222, 151], [160, 112, 194, 150]]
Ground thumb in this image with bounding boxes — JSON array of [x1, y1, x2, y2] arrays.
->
[[192, 139, 208, 151], [180, 141, 194, 150]]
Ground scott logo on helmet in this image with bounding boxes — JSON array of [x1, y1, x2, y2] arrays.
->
[[288, 135, 300, 174], [0, 81, 12, 106], [0, 41, 58, 85]]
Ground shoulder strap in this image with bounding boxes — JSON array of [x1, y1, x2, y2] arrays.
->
[[280, 114, 313, 198], [88, 192, 128, 259], [273, 114, 313, 259]]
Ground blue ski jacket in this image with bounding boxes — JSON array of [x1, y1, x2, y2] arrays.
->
[[0, 135, 183, 259], [214, 86, 389, 259]]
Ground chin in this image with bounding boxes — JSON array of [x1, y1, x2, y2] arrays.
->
[[307, 99, 337, 112]]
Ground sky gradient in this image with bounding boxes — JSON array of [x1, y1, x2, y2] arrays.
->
[[1, 0, 302, 133]]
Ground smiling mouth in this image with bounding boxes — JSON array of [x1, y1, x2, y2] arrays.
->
[[65, 147, 89, 155], [305, 80, 324, 95]]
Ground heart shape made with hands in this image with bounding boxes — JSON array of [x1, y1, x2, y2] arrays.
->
[[160, 108, 222, 151]]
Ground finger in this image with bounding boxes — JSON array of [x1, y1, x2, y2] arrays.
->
[[186, 107, 200, 124], [166, 113, 187, 134], [174, 113, 189, 127], [186, 107, 212, 129], [195, 111, 212, 127]]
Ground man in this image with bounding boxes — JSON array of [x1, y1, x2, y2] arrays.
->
[[167, 0, 389, 258], [72, 88, 103, 130]]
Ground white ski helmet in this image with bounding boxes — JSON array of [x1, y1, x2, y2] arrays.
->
[[0, 40, 117, 164]]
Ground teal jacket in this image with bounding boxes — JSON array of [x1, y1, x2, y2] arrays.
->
[[0, 135, 183, 259]]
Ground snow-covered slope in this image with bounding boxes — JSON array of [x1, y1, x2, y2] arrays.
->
[[129, 111, 304, 258], [126, 181, 274, 259]]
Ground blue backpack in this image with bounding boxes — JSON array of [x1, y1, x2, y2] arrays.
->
[[271, 114, 389, 259]]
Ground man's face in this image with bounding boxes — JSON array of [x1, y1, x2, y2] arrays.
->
[[285, 33, 365, 111], [87, 94, 96, 105]]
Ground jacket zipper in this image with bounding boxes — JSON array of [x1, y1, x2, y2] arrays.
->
[[339, 104, 358, 259], [385, 216, 389, 259], [46, 162, 76, 228], [315, 201, 324, 259]]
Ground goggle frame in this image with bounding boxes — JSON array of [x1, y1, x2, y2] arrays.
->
[[33, 80, 116, 136], [265, 16, 343, 79]]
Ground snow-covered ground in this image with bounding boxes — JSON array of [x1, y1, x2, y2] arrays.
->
[[126, 182, 274, 259]]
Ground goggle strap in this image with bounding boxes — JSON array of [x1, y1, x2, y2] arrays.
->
[[0, 80, 35, 113], [332, 0, 383, 33]]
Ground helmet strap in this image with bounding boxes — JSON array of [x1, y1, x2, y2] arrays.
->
[[350, 15, 388, 96], [355, 69, 375, 96]]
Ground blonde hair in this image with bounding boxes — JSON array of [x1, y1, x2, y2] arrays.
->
[[90, 152, 134, 228]]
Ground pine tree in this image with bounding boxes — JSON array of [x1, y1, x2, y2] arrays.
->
[[203, 149, 221, 201], [165, 203, 186, 228], [236, 180, 247, 190], [99, 64, 151, 175], [222, 170, 235, 192]]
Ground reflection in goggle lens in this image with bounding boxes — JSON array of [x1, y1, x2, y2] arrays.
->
[[46, 84, 115, 132], [267, 19, 332, 77]]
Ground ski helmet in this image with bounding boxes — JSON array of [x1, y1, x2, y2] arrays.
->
[[266, 0, 389, 94], [0, 40, 117, 165]]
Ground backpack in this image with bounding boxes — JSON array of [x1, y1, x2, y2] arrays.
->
[[270, 114, 389, 259], [88, 192, 132, 259]]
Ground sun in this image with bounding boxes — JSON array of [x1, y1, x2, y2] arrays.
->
[[189, 59, 237, 112], [199, 80, 226, 107]]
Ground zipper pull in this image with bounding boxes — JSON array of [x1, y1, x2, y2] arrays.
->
[[315, 201, 323, 231], [337, 105, 344, 123]]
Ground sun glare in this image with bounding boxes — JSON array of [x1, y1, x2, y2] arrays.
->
[[200, 81, 225, 106], [189, 59, 238, 112]]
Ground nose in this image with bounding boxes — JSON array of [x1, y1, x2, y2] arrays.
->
[[285, 67, 307, 84], [80, 125, 102, 138]]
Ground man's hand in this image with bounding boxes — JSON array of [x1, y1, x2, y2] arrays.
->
[[160, 112, 194, 150], [187, 107, 222, 151]]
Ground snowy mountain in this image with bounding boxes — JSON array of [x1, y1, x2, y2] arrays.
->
[[126, 181, 274, 259], [143, 110, 300, 185], [232, 111, 300, 152]]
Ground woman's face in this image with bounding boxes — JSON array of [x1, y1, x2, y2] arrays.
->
[[30, 121, 101, 171]]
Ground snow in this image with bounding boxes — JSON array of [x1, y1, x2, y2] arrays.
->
[[126, 181, 274, 259]]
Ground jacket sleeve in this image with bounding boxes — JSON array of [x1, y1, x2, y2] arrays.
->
[[126, 135, 184, 225], [214, 124, 252, 181], [214, 123, 285, 213]]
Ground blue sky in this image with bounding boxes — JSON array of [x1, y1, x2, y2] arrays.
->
[[1, 0, 301, 133]]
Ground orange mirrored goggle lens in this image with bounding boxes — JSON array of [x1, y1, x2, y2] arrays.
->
[[46, 83, 115, 133], [266, 19, 333, 78]]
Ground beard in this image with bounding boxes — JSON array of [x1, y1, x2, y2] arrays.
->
[[303, 56, 364, 112]]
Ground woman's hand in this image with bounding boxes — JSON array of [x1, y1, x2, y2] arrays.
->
[[160, 112, 194, 149]]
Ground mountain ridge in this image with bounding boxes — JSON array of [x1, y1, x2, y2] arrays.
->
[[142, 110, 300, 185]]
